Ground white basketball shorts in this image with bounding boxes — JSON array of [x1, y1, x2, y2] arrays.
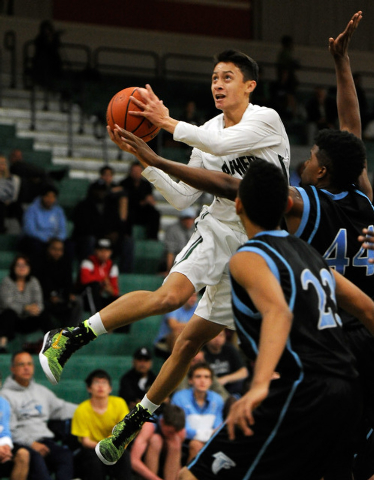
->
[[168, 207, 248, 329]]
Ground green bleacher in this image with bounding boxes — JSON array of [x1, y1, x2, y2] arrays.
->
[[133, 240, 165, 274], [0, 122, 69, 185], [57, 177, 91, 217], [0, 123, 167, 403]]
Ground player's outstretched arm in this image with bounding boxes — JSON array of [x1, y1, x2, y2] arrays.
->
[[330, 11, 372, 200], [226, 252, 292, 440], [330, 10, 362, 138], [112, 127, 240, 200]]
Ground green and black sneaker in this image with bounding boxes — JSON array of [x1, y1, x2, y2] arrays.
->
[[95, 404, 152, 465], [39, 324, 96, 385]]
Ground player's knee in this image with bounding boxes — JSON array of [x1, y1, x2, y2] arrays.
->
[[172, 333, 201, 362], [156, 289, 186, 313]]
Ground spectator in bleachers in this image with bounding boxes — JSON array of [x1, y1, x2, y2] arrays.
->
[[203, 330, 249, 397], [161, 207, 196, 276], [8, 148, 50, 204], [119, 161, 160, 240], [171, 362, 224, 463], [72, 179, 133, 272], [173, 350, 230, 402], [271, 35, 300, 122], [130, 403, 185, 480], [77, 238, 119, 315], [31, 20, 63, 109], [119, 347, 157, 410], [21, 184, 69, 264], [33, 238, 82, 327], [251, 65, 272, 108], [276, 35, 300, 94], [91, 165, 129, 224], [71, 369, 132, 480], [0, 254, 53, 353], [0, 154, 22, 233], [0, 371, 31, 480], [154, 292, 198, 358], [1, 351, 77, 480], [89, 165, 134, 273], [305, 85, 338, 144]]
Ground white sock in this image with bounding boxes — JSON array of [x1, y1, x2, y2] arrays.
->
[[86, 312, 107, 336], [140, 395, 160, 414]]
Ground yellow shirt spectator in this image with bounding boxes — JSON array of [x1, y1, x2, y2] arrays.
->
[[72, 396, 129, 443]]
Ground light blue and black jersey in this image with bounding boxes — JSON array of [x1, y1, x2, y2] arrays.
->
[[231, 230, 357, 380], [294, 185, 374, 328]]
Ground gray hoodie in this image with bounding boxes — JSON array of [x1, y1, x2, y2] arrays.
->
[[1, 376, 77, 447]]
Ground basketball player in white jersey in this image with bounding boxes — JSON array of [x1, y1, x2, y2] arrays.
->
[[40, 49, 290, 465]]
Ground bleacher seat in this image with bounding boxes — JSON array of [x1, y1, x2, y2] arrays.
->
[[25, 150, 53, 169], [127, 315, 164, 351], [4, 137, 34, 151], [132, 224, 147, 241], [0, 125, 16, 139], [133, 240, 164, 274], [0, 251, 16, 270], [0, 269, 9, 283], [119, 273, 163, 294], [58, 178, 91, 217], [0, 234, 20, 251]]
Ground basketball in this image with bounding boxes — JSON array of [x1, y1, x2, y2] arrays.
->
[[106, 87, 161, 143]]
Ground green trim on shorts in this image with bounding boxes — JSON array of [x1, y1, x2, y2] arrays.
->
[[174, 236, 203, 267], [195, 210, 209, 228]]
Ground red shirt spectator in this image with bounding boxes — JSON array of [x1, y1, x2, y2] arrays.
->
[[79, 238, 119, 314]]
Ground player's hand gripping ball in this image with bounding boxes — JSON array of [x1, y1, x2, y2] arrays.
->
[[106, 87, 161, 142]]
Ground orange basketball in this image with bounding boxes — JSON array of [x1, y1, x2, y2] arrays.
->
[[106, 87, 161, 143]]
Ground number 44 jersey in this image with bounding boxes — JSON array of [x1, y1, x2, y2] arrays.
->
[[293, 185, 374, 328]]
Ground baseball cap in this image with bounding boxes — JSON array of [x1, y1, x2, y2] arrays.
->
[[95, 238, 112, 250], [133, 347, 152, 360], [179, 207, 196, 219]]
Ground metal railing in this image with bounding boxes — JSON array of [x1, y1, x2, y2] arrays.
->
[[1, 31, 373, 159], [3, 30, 16, 88], [93, 46, 161, 79], [23, 39, 92, 153]]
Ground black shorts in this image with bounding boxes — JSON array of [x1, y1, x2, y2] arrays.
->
[[189, 375, 360, 480], [345, 325, 374, 422]]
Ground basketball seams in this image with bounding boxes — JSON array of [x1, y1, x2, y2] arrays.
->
[[124, 88, 139, 131], [106, 86, 160, 142]]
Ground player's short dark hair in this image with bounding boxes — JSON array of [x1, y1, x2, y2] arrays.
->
[[162, 404, 185, 431], [314, 129, 366, 190], [85, 369, 112, 387], [239, 159, 289, 230], [188, 361, 214, 380], [214, 49, 259, 83]]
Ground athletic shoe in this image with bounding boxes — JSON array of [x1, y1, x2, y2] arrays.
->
[[95, 404, 152, 465], [39, 324, 96, 385]]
